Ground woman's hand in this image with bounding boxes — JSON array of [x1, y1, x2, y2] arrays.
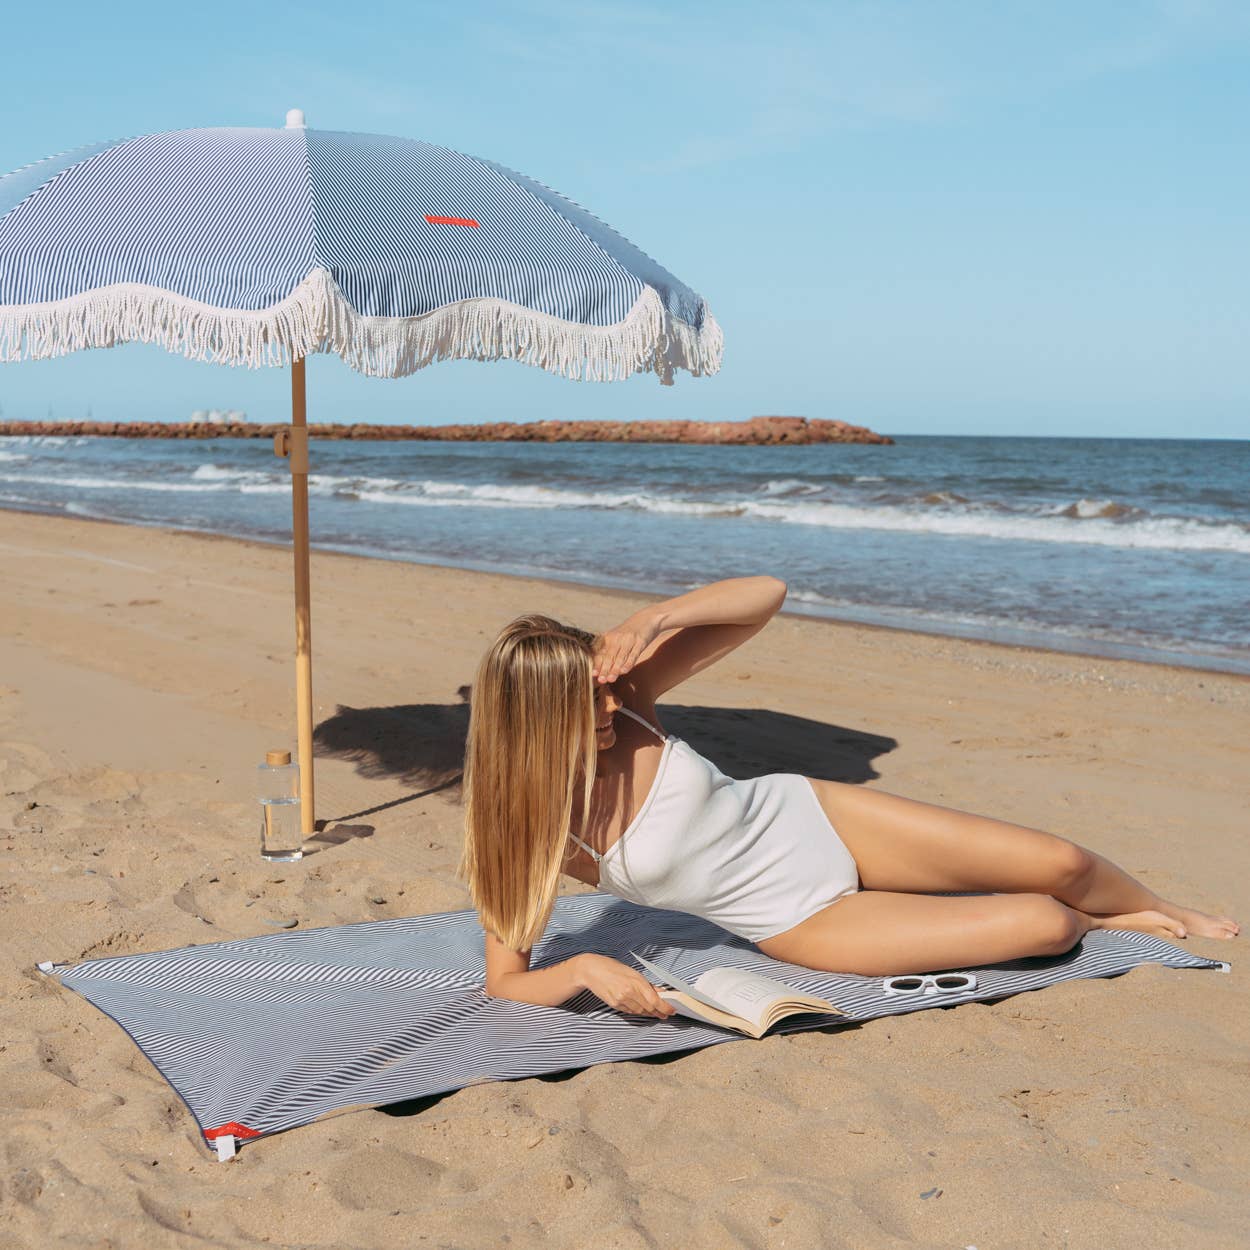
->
[[592, 611, 663, 684], [575, 954, 677, 1018]]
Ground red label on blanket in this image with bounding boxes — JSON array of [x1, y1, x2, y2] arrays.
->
[[204, 1122, 262, 1141], [425, 215, 480, 227]]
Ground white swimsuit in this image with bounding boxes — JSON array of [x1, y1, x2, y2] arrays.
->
[[568, 706, 861, 943]]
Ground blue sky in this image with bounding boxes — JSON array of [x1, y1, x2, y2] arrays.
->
[[2, 1, 1247, 437]]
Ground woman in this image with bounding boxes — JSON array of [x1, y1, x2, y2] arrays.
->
[[459, 576, 1238, 1018]]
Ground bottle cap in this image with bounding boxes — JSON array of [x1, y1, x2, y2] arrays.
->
[[266, 749, 292, 766]]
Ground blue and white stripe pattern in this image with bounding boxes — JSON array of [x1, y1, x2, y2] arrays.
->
[[43, 892, 1227, 1154], [0, 122, 721, 383]]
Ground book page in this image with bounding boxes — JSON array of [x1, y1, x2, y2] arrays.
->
[[693, 967, 802, 1029], [631, 952, 829, 1029], [658, 992, 756, 1036]]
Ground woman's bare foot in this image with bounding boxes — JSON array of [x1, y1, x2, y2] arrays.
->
[[1088, 909, 1190, 940], [1153, 899, 1240, 940]]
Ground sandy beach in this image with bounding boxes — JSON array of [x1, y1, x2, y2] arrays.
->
[[1, 506, 1246, 1250]]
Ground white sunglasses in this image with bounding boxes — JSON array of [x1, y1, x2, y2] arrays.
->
[[881, 972, 978, 997]]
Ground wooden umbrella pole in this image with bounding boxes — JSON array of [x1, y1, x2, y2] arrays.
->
[[287, 357, 315, 835]]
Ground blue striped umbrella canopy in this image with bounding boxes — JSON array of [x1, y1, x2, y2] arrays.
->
[[0, 110, 722, 833], [0, 111, 721, 382]]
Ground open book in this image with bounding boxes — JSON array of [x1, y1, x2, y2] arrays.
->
[[631, 951, 845, 1039]]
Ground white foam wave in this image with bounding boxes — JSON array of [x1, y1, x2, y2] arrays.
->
[[366, 478, 1250, 552], [739, 499, 1250, 553], [917, 490, 970, 505], [190, 463, 248, 481], [853, 474, 885, 482], [758, 478, 823, 497], [3, 435, 72, 445], [0, 451, 29, 462], [413, 479, 736, 516], [1046, 497, 1139, 520], [356, 488, 514, 510], [8, 461, 1246, 555], [193, 462, 412, 497], [0, 470, 229, 493]]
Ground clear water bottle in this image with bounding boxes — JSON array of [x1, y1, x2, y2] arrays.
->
[[258, 749, 303, 862]]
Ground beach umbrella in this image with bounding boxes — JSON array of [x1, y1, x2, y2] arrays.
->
[[0, 110, 722, 834]]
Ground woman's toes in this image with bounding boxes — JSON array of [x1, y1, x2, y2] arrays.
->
[[1165, 905, 1241, 939], [1194, 914, 1238, 939]]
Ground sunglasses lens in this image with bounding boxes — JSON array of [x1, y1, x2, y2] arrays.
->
[[934, 975, 970, 989], [890, 977, 925, 991]]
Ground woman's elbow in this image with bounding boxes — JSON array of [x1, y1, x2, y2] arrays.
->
[[484, 973, 516, 1001], [763, 576, 787, 611]]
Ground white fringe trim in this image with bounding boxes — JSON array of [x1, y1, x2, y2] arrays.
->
[[0, 267, 723, 385]]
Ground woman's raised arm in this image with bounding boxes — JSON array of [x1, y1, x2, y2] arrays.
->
[[593, 575, 787, 697]]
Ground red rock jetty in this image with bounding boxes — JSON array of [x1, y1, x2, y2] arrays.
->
[[0, 416, 892, 445]]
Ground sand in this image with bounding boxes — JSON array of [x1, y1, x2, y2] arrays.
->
[[0, 507, 1246, 1250]]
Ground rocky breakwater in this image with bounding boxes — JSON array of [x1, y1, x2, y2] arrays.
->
[[0, 415, 892, 445]]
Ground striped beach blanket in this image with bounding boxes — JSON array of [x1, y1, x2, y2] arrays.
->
[[40, 893, 1229, 1156]]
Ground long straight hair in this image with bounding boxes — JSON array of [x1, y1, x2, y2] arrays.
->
[[459, 615, 598, 951]]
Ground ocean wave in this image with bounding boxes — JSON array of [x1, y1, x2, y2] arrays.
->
[[393, 479, 1249, 552], [758, 478, 824, 497], [0, 451, 29, 462], [1048, 497, 1139, 520], [1, 462, 402, 500], [740, 498, 1250, 552], [0, 470, 229, 493], [0, 435, 83, 446], [192, 462, 414, 497], [190, 463, 256, 482], [413, 479, 739, 516], [10, 462, 1248, 555]]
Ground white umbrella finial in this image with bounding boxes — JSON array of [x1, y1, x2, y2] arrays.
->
[[285, 109, 307, 129]]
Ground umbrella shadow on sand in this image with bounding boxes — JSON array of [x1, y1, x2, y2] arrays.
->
[[307, 688, 896, 843]]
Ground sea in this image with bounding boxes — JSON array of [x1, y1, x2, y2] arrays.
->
[[1, 433, 1247, 675]]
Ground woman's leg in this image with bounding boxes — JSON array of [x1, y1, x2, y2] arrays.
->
[[808, 779, 1238, 939], [757, 890, 1090, 976]]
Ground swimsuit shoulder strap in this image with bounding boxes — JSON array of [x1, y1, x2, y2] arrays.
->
[[567, 831, 602, 864], [617, 704, 668, 743]]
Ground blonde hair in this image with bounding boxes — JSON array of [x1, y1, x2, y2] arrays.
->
[[459, 614, 599, 951]]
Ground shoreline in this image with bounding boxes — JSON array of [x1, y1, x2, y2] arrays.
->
[[4, 499, 1247, 684]]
